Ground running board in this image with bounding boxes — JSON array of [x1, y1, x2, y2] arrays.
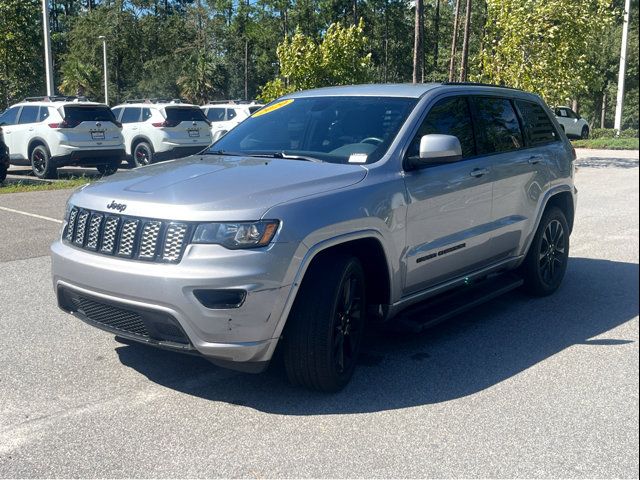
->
[[387, 273, 524, 333]]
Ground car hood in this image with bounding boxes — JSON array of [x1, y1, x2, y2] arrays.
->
[[69, 155, 368, 221]]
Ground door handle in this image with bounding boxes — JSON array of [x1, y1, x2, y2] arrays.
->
[[470, 168, 489, 178], [528, 155, 543, 165]]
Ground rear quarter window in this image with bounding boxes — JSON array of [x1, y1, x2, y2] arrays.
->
[[516, 100, 559, 146]]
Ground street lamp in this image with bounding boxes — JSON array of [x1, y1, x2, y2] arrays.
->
[[42, 0, 55, 96], [98, 36, 108, 105]]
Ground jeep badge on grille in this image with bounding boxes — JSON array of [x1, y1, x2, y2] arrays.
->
[[107, 201, 127, 212]]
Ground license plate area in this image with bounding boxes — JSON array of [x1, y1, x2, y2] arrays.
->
[[91, 131, 105, 140], [188, 129, 200, 137]]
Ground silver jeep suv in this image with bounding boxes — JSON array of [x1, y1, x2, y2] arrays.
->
[[51, 83, 577, 392]]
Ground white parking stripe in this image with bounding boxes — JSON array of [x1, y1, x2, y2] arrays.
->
[[0, 206, 63, 224]]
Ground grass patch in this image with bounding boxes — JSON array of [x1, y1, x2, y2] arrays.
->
[[572, 137, 639, 150], [0, 177, 92, 194]]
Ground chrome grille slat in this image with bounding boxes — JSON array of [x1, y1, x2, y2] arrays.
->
[[100, 216, 119, 254], [117, 219, 139, 257], [63, 207, 188, 263], [85, 214, 104, 250], [162, 223, 188, 262], [73, 210, 90, 246], [139, 221, 162, 260]]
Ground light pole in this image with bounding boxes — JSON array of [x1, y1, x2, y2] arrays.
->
[[614, 0, 631, 133], [41, 0, 55, 96], [98, 36, 108, 105]]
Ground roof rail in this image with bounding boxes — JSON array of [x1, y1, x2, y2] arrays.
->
[[441, 81, 523, 91], [24, 95, 91, 103], [124, 98, 184, 104]]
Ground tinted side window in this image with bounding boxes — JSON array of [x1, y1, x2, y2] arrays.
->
[[227, 109, 237, 120], [121, 107, 141, 124], [206, 108, 225, 122], [0, 107, 20, 125], [38, 106, 50, 122], [473, 97, 523, 154], [111, 107, 123, 121], [18, 106, 39, 124], [142, 108, 152, 121], [409, 96, 475, 159], [515, 100, 559, 146]]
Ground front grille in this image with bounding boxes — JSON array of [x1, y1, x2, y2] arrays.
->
[[59, 287, 191, 346], [69, 293, 150, 337], [63, 207, 190, 263]]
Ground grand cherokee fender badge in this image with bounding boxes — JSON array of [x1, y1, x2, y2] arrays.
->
[[107, 201, 127, 212]]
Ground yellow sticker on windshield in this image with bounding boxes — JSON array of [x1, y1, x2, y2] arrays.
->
[[252, 99, 294, 117]]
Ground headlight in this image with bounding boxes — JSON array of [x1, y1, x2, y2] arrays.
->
[[192, 220, 279, 249]]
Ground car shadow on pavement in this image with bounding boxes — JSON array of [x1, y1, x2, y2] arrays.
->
[[115, 257, 638, 414], [576, 157, 639, 169]]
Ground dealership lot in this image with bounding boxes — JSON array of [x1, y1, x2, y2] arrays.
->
[[0, 151, 638, 477]]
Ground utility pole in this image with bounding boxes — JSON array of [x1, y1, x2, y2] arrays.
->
[[42, 0, 55, 96], [99, 36, 108, 105], [614, 0, 631, 133]]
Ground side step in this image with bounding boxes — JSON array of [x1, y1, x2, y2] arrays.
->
[[387, 273, 524, 333]]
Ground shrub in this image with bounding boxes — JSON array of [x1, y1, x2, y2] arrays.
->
[[590, 128, 616, 139], [620, 128, 639, 138]]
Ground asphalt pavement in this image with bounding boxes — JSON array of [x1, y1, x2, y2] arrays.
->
[[0, 150, 638, 478]]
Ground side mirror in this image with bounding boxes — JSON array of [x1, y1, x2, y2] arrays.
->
[[407, 134, 463, 169]]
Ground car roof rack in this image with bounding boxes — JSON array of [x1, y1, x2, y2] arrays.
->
[[440, 81, 524, 91], [23, 95, 92, 103], [205, 99, 260, 105]]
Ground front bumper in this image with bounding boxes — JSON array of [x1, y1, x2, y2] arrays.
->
[[155, 144, 210, 161], [51, 239, 297, 370]]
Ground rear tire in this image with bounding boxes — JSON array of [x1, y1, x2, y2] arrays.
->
[[96, 160, 120, 176], [30, 145, 57, 179], [0, 163, 7, 183], [581, 126, 589, 139], [283, 254, 366, 392], [521, 207, 570, 296], [130, 141, 153, 168]]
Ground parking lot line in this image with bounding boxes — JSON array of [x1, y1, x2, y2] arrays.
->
[[0, 206, 63, 224]]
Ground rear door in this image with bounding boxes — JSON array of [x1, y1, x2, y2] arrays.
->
[[472, 96, 550, 260], [13, 105, 41, 159], [163, 106, 212, 145], [59, 104, 122, 148], [403, 95, 495, 294]]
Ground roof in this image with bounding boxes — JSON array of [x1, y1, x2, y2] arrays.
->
[[285, 82, 531, 99]]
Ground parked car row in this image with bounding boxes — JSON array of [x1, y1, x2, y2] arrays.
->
[[0, 96, 262, 179]]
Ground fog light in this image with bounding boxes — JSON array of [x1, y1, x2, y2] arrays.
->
[[193, 289, 246, 309]]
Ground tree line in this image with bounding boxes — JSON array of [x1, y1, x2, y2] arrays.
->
[[0, 0, 637, 130]]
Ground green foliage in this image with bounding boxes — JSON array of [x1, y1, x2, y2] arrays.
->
[[476, 0, 617, 106], [0, 0, 45, 108], [259, 20, 373, 103], [591, 127, 639, 139], [572, 137, 639, 149]]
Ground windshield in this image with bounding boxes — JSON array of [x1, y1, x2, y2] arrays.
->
[[208, 96, 417, 164]]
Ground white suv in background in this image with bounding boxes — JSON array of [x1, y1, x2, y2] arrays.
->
[[554, 106, 590, 139], [0, 97, 125, 179], [201, 102, 263, 141], [111, 100, 212, 167]]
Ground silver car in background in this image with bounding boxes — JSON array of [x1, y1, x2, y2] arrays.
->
[[51, 83, 577, 392]]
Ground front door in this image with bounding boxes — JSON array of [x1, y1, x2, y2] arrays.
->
[[403, 95, 494, 296]]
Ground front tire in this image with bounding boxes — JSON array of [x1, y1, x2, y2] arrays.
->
[[30, 145, 57, 179], [283, 254, 366, 392], [521, 207, 570, 296]]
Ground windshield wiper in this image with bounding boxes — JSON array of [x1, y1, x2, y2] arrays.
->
[[248, 152, 324, 163], [205, 149, 243, 157]]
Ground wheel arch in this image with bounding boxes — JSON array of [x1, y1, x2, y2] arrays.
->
[[27, 137, 50, 158], [544, 190, 575, 234], [131, 135, 154, 152]]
